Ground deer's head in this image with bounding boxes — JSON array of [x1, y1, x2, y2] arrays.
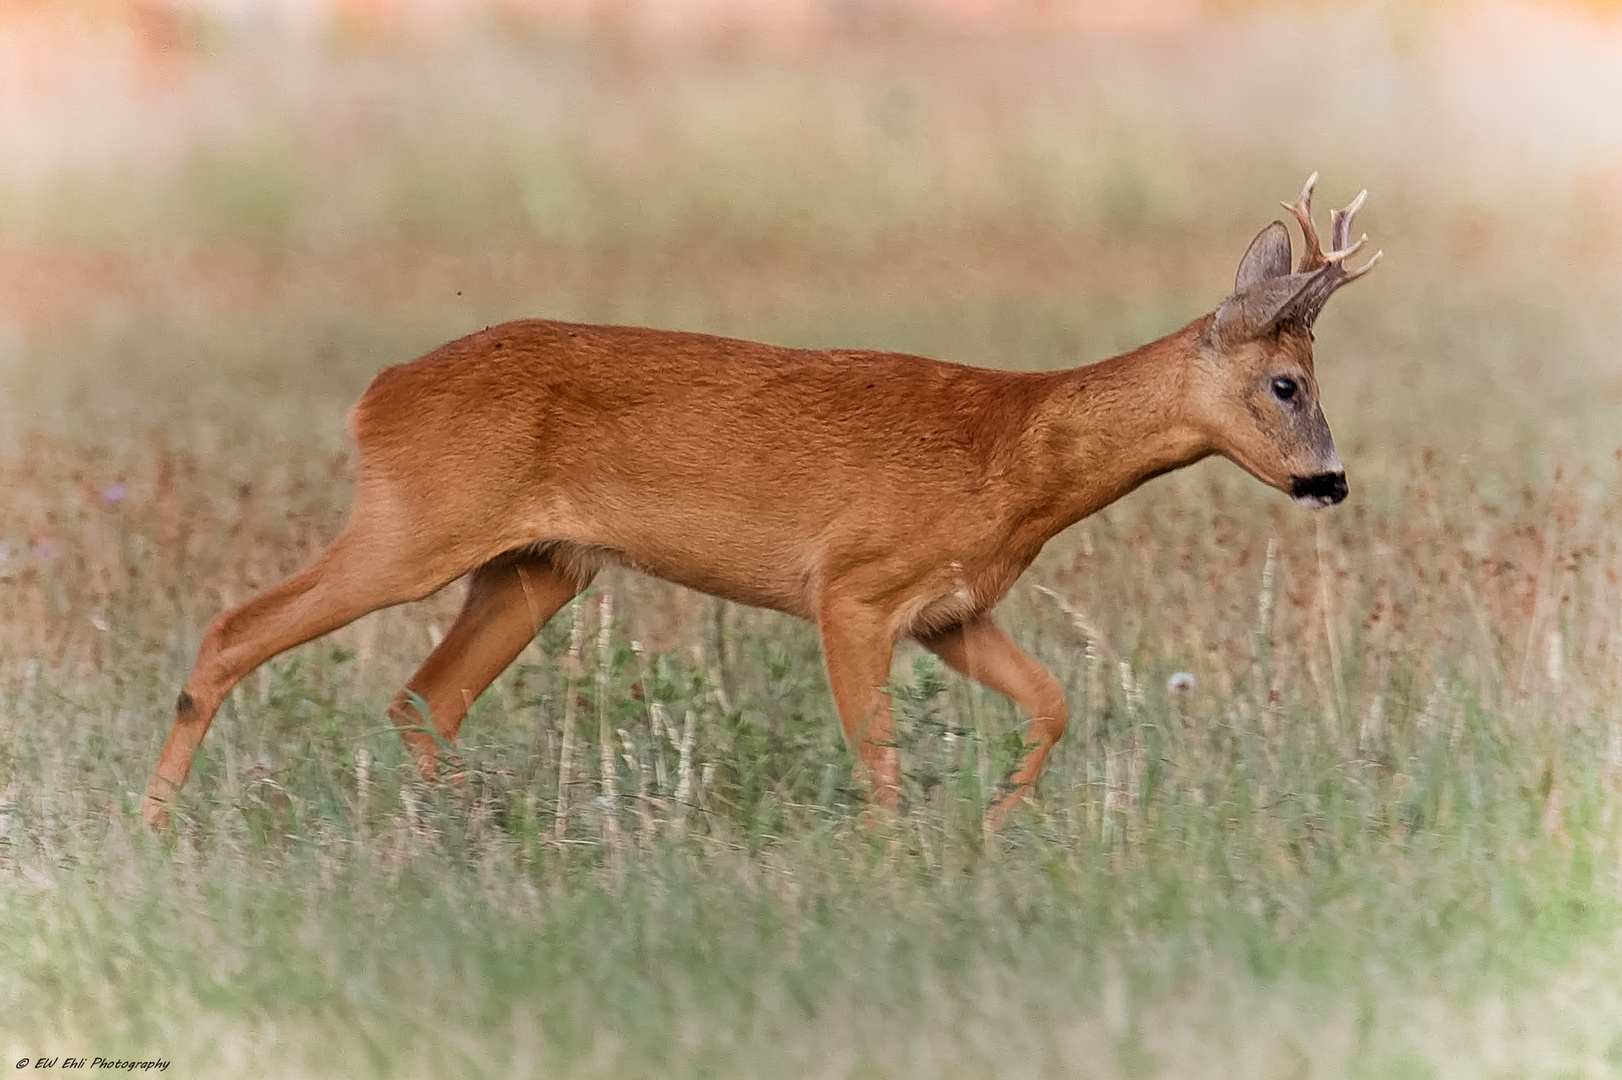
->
[[1193, 174, 1381, 508]]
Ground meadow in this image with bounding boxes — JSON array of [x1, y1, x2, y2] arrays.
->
[[4, 4, 1622, 1076]]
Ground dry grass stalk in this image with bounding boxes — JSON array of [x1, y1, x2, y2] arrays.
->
[[1118, 661, 1143, 713], [1545, 628, 1565, 694], [400, 785, 435, 845], [1083, 639, 1103, 745], [650, 702, 673, 793], [699, 762, 716, 808], [355, 747, 371, 836], [1358, 694, 1386, 759], [650, 701, 680, 746], [673, 710, 697, 828], [621, 727, 657, 844], [1315, 518, 1348, 729], [1102, 750, 1124, 847], [552, 600, 589, 843], [596, 592, 621, 847], [1254, 535, 1280, 685], [1516, 520, 1560, 697]]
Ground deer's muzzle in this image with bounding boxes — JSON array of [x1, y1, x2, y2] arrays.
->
[[1291, 472, 1348, 508]]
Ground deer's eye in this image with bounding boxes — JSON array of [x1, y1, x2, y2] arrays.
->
[[1271, 377, 1299, 402]]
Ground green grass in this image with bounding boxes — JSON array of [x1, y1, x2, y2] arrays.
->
[[3, 604, 1621, 1077], [5, 5, 1622, 1076]]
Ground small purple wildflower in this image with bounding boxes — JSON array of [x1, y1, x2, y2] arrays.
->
[[102, 482, 128, 504]]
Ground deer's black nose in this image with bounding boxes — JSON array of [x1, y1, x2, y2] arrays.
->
[[1291, 472, 1347, 507]]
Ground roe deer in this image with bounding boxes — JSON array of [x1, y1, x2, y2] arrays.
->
[[142, 174, 1379, 832]]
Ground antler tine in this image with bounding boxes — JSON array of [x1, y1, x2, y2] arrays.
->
[[1280, 171, 1326, 272], [1329, 189, 1368, 252], [1286, 170, 1319, 210], [1340, 247, 1383, 283], [1319, 233, 1368, 265]]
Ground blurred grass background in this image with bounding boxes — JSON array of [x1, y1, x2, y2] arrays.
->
[[4, 1, 1622, 1077]]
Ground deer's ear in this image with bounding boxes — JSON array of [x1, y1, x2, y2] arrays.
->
[[1234, 221, 1293, 292], [1210, 271, 1317, 347]]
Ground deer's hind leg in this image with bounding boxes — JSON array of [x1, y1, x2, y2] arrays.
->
[[917, 615, 1068, 831], [142, 510, 492, 829], [389, 553, 590, 778]]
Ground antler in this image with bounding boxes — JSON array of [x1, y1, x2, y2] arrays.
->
[[1211, 172, 1383, 345], [1280, 172, 1382, 327], [1281, 172, 1328, 272]]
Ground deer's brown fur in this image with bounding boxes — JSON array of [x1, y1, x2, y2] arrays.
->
[[142, 176, 1379, 831]]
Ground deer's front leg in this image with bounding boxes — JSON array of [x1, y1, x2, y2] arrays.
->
[[918, 614, 1068, 831], [818, 597, 901, 814]]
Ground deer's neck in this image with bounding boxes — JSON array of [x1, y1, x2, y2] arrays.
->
[[1016, 318, 1215, 541]]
